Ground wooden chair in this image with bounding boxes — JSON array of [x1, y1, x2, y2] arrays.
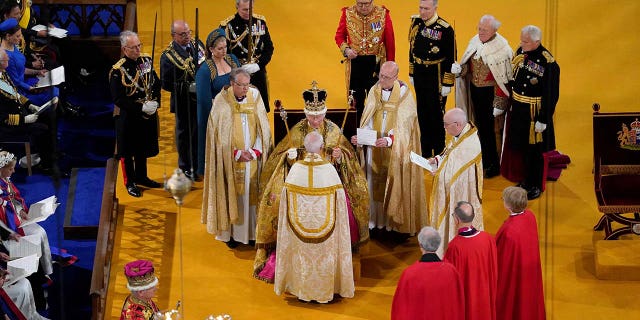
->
[[592, 103, 640, 239]]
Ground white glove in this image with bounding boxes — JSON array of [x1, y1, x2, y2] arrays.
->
[[451, 62, 462, 75], [493, 108, 505, 117], [242, 63, 260, 74], [142, 101, 158, 115], [409, 76, 414, 86], [441, 86, 451, 97], [28, 104, 39, 113], [286, 148, 298, 160], [534, 121, 547, 133], [24, 114, 38, 124]]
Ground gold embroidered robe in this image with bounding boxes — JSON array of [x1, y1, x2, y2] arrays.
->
[[274, 154, 354, 302], [361, 81, 427, 234]]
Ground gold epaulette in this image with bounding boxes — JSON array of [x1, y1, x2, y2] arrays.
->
[[220, 15, 234, 27], [542, 50, 555, 63], [252, 13, 266, 22], [437, 18, 450, 28], [161, 42, 173, 55], [410, 14, 420, 20], [112, 58, 126, 70], [141, 53, 151, 58]]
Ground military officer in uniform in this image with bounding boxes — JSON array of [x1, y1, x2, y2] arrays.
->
[[109, 31, 162, 197], [502, 25, 560, 200], [408, 0, 455, 157], [220, 0, 274, 112], [334, 0, 395, 121], [160, 20, 205, 181]]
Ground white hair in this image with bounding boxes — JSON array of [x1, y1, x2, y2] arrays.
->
[[119, 30, 138, 47], [303, 131, 324, 153], [479, 14, 501, 30], [417, 226, 441, 252], [521, 25, 542, 42]]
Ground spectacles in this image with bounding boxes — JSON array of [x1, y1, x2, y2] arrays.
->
[[444, 121, 458, 127], [356, 0, 373, 8], [125, 43, 142, 50], [233, 81, 250, 88], [174, 30, 192, 37], [379, 73, 397, 80]]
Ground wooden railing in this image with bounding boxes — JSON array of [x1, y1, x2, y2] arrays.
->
[[89, 158, 119, 320]]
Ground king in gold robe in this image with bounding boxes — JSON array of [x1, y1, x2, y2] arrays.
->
[[201, 83, 272, 245], [359, 78, 427, 234], [274, 151, 354, 302]]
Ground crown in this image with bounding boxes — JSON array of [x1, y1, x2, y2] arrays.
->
[[125, 260, 158, 292], [631, 118, 640, 130], [303, 81, 327, 115], [0, 151, 15, 168]]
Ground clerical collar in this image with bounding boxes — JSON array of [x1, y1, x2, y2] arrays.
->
[[419, 253, 441, 263], [458, 226, 478, 237], [235, 95, 246, 102], [381, 87, 392, 92], [510, 210, 524, 216]]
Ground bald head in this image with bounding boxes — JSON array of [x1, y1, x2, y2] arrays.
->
[[380, 61, 398, 75], [379, 61, 399, 89], [171, 20, 191, 46], [443, 108, 468, 137]]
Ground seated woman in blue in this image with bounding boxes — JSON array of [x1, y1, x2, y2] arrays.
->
[[0, 18, 58, 107], [195, 28, 239, 176]]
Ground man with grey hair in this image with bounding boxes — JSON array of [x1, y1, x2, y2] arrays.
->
[[444, 201, 498, 320], [109, 30, 162, 197], [454, 14, 513, 179], [501, 25, 560, 200], [391, 226, 464, 320], [427, 108, 483, 257], [220, 0, 274, 112], [273, 131, 354, 303], [201, 67, 272, 249]]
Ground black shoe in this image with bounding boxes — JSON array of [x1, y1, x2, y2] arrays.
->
[[484, 165, 500, 178], [136, 177, 162, 188], [126, 184, 142, 197], [183, 170, 201, 182], [527, 186, 541, 200], [225, 239, 239, 249]]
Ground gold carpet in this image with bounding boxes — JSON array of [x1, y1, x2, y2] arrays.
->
[[105, 1, 640, 319]]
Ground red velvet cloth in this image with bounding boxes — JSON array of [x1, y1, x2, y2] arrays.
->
[[391, 260, 465, 320], [495, 210, 546, 320], [444, 231, 498, 320]]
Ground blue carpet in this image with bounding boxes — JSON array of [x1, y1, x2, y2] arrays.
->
[[13, 168, 100, 320], [67, 168, 106, 226]]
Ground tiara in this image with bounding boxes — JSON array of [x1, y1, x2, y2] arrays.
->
[[0, 152, 15, 168]]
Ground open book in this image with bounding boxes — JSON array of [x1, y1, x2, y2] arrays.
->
[[31, 24, 68, 38], [34, 65, 65, 89], [19, 195, 58, 227], [3, 234, 42, 259], [4, 254, 39, 287], [410, 151, 437, 173]]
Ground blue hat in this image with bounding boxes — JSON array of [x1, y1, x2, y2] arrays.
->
[[206, 28, 226, 49], [0, 18, 18, 32]]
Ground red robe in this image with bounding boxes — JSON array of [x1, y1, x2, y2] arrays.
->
[[391, 254, 464, 320], [445, 229, 498, 320], [495, 210, 546, 320]]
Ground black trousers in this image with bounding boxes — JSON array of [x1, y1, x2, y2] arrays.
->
[[349, 55, 379, 122], [470, 84, 499, 169], [414, 65, 446, 157], [120, 156, 148, 186], [251, 68, 270, 112], [174, 89, 198, 173]]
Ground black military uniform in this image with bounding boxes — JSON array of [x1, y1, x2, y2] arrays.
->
[[220, 13, 274, 112], [506, 44, 560, 198], [109, 54, 161, 196], [409, 14, 455, 157], [160, 39, 204, 179], [0, 72, 53, 169]]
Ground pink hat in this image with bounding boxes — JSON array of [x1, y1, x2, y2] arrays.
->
[[124, 259, 158, 291]]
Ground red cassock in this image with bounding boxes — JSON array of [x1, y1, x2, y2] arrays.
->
[[495, 210, 546, 320], [391, 258, 465, 320], [445, 230, 498, 320]]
